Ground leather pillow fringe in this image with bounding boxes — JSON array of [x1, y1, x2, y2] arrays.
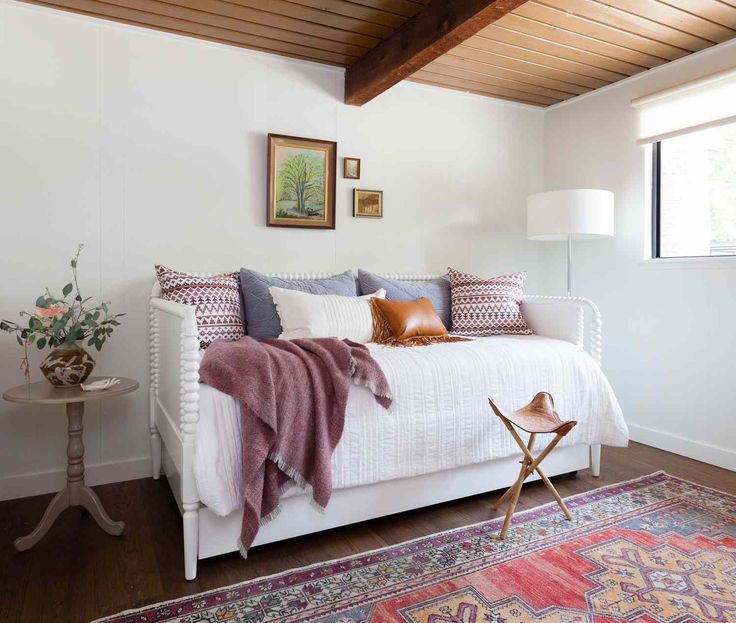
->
[[370, 299, 471, 347]]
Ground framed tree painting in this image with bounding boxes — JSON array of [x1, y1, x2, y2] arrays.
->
[[267, 134, 336, 229]]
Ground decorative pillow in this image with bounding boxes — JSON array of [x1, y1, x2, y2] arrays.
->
[[357, 270, 452, 330], [240, 269, 357, 340], [371, 297, 469, 347], [447, 268, 532, 336], [270, 287, 385, 342], [155, 265, 245, 349]]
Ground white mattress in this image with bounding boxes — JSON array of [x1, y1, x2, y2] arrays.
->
[[194, 336, 628, 517]]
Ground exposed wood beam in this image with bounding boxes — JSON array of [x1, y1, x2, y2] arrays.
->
[[344, 0, 529, 105]]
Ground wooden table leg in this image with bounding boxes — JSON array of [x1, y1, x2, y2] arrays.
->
[[78, 485, 125, 535], [14, 401, 124, 552], [66, 401, 85, 504], [14, 488, 70, 551]]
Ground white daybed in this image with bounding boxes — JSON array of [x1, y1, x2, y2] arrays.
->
[[149, 273, 626, 580]]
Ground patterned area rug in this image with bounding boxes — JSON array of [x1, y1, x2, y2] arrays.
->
[[95, 472, 736, 623]]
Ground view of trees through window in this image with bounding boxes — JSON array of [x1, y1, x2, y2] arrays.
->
[[657, 121, 736, 258]]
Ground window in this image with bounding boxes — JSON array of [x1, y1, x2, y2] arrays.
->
[[652, 121, 736, 258]]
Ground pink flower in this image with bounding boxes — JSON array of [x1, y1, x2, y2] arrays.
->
[[35, 304, 68, 318]]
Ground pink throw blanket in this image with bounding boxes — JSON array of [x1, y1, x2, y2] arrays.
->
[[199, 337, 392, 555]]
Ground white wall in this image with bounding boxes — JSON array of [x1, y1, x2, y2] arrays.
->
[[0, 1, 544, 499], [543, 38, 736, 471]]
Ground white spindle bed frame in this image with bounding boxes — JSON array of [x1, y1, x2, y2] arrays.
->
[[149, 273, 603, 580]]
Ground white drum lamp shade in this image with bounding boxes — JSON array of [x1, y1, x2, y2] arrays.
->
[[527, 189, 614, 241], [527, 189, 614, 295]]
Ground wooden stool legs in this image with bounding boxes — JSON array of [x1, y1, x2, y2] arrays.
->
[[496, 433, 535, 539], [495, 420, 573, 539]]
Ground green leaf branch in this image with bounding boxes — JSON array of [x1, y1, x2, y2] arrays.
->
[[0, 244, 125, 379]]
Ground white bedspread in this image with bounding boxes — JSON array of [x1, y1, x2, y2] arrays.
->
[[194, 335, 628, 517]]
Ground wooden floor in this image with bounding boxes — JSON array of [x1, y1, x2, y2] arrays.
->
[[2, 441, 735, 622]]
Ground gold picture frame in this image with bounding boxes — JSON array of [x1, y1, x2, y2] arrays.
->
[[353, 189, 383, 218], [267, 133, 336, 229], [343, 157, 361, 179]]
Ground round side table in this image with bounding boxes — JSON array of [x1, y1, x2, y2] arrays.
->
[[3, 376, 139, 551]]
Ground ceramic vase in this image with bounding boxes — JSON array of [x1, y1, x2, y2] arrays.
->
[[40, 343, 96, 386]]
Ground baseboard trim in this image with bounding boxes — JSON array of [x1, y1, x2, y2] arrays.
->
[[629, 423, 736, 472], [0, 456, 150, 501]]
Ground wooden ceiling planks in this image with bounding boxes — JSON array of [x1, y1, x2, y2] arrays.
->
[[409, 0, 736, 106], [287, 0, 424, 23], [538, 0, 715, 52], [659, 0, 736, 30], [598, 0, 736, 43], [282, 1, 413, 29], [423, 58, 577, 100], [19, 0, 736, 107], [411, 68, 563, 105], [430, 54, 591, 95], [458, 35, 630, 82], [477, 24, 646, 75], [492, 13, 667, 68], [24, 0, 421, 66], [511, 3, 690, 60], [444, 45, 611, 90]]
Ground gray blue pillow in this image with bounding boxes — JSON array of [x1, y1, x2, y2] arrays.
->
[[239, 269, 357, 340], [357, 270, 452, 330]]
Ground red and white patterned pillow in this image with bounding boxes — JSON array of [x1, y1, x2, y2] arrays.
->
[[155, 265, 245, 349], [447, 268, 532, 336]]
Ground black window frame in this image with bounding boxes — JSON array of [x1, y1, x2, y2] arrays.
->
[[652, 126, 736, 260], [651, 141, 661, 259]]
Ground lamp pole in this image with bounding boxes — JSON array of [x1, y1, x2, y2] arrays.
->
[[567, 234, 572, 297], [526, 189, 614, 299]]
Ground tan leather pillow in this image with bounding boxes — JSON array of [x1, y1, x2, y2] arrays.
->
[[372, 297, 448, 340]]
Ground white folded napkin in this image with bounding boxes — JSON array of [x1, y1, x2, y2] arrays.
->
[[81, 377, 121, 392]]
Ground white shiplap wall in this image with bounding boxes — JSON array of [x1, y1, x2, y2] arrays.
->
[[0, 0, 545, 499], [542, 38, 736, 472]]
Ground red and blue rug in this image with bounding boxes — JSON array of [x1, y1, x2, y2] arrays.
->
[[96, 472, 736, 623]]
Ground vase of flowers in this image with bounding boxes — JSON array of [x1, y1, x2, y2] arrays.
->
[[39, 342, 96, 386], [0, 245, 124, 386]]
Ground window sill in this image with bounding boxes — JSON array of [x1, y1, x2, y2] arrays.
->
[[639, 256, 736, 270]]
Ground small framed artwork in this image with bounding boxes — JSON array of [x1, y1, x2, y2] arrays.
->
[[343, 157, 361, 179], [353, 189, 383, 218], [267, 133, 336, 229]]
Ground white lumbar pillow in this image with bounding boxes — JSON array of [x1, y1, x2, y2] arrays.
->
[[269, 286, 386, 343]]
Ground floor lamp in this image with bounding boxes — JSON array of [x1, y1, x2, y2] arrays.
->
[[527, 189, 614, 297]]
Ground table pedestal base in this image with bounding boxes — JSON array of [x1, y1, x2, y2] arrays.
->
[[14, 400, 125, 552], [14, 484, 125, 551]]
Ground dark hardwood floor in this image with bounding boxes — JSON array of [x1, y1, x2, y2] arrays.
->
[[2, 441, 735, 623]]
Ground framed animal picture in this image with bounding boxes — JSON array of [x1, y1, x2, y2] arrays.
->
[[353, 189, 383, 218], [343, 157, 361, 179], [267, 134, 336, 229]]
